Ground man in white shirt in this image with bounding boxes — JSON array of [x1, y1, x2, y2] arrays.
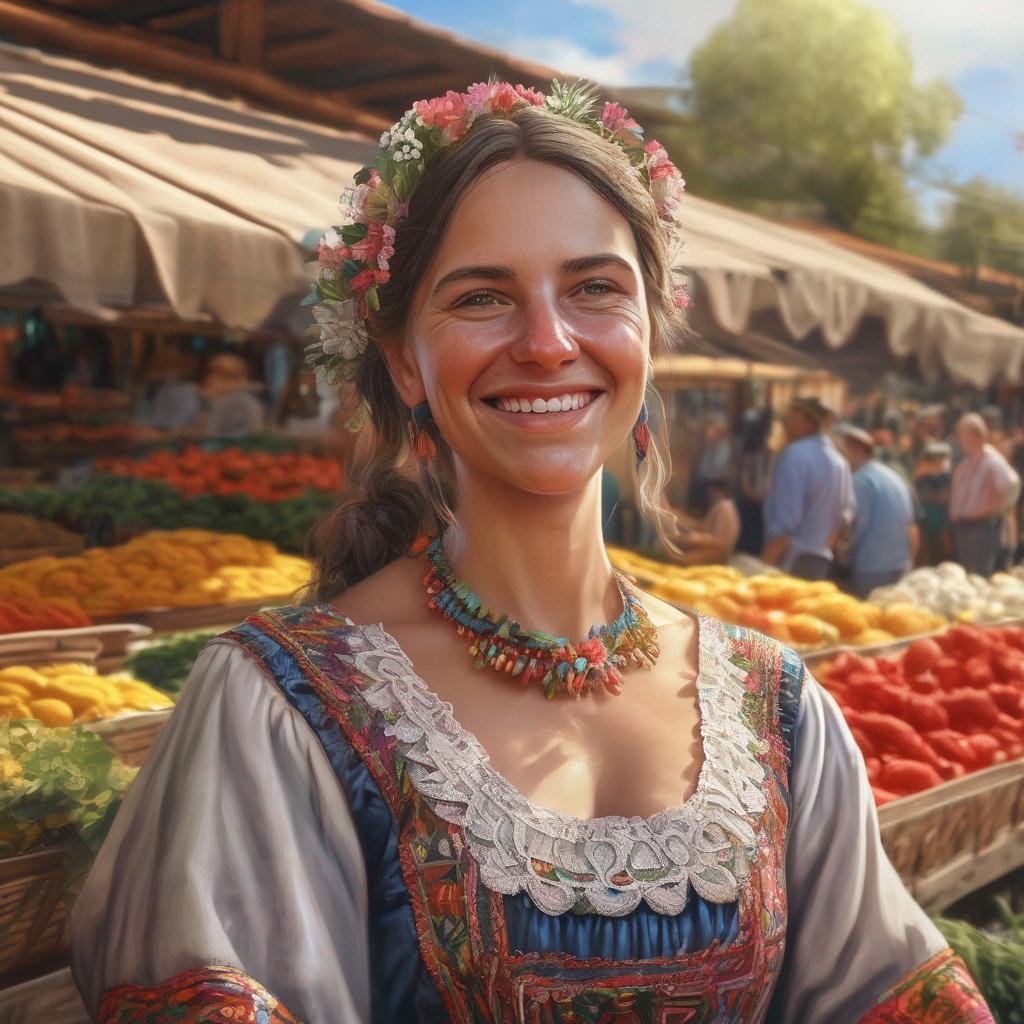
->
[[949, 413, 1020, 576]]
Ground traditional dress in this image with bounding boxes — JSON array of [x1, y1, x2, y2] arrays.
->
[[70, 605, 993, 1023]]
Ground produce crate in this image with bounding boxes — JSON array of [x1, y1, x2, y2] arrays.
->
[[0, 848, 71, 984], [0, 624, 152, 671], [878, 759, 1024, 913], [87, 709, 173, 767], [94, 596, 295, 635], [0, 542, 84, 569]]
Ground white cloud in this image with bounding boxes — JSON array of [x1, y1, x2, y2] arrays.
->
[[533, 0, 1024, 86]]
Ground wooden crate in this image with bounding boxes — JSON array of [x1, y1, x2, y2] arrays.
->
[[878, 760, 1024, 913], [94, 597, 294, 634], [88, 709, 173, 767], [0, 848, 70, 984], [0, 624, 152, 671]]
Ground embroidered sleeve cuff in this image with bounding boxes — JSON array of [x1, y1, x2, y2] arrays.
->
[[859, 948, 994, 1023], [98, 965, 302, 1024]]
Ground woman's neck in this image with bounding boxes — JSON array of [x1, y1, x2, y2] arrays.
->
[[443, 475, 619, 640]]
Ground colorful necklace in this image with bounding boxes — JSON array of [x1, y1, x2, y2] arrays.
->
[[421, 536, 660, 699]]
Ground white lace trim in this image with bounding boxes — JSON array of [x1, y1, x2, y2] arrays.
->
[[338, 615, 768, 917]]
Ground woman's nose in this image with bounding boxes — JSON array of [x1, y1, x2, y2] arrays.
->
[[508, 297, 580, 368]]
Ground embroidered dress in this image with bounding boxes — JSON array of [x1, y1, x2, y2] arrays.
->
[[70, 606, 993, 1023]]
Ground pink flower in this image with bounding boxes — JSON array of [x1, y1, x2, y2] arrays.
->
[[464, 82, 493, 115], [317, 237, 350, 270], [514, 84, 545, 106], [578, 637, 608, 667], [413, 90, 471, 142], [350, 268, 377, 293], [340, 169, 381, 222], [464, 81, 541, 117], [377, 224, 396, 271], [374, 268, 390, 286], [348, 221, 396, 270], [602, 102, 641, 143], [672, 281, 692, 310]]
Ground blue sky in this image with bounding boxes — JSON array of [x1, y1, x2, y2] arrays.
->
[[390, 0, 1024, 221]]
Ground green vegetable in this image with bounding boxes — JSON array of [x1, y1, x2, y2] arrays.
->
[[0, 720, 136, 877], [125, 631, 216, 694], [934, 915, 1024, 1023]]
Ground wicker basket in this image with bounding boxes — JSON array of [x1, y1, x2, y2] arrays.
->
[[0, 848, 71, 982], [87, 709, 173, 767], [878, 759, 1024, 913]]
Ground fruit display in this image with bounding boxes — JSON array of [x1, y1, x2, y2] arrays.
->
[[0, 595, 91, 633], [0, 530, 311, 617], [0, 662, 173, 725], [871, 563, 1024, 623], [97, 446, 343, 502], [0, 513, 82, 551], [607, 548, 944, 650], [0, 476, 334, 555], [14, 422, 163, 446], [124, 630, 217, 694], [0, 719, 136, 866], [815, 624, 1024, 804]]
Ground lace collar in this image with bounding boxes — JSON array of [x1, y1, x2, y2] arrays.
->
[[328, 610, 769, 917]]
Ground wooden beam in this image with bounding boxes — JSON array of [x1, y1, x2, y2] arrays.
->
[[217, 0, 263, 65], [0, 0, 388, 133], [263, 30, 371, 71], [335, 70, 459, 105], [143, 2, 216, 33]]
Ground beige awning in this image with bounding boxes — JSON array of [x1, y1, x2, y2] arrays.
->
[[2, 40, 1022, 386], [678, 196, 1024, 388], [0, 41, 372, 328]]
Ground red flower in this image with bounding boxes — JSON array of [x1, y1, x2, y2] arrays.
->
[[578, 637, 608, 667], [350, 268, 377, 292]]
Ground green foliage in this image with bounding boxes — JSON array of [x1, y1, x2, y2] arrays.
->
[[0, 475, 333, 555], [125, 631, 217, 695], [938, 177, 1024, 275], [687, 0, 962, 230], [0, 720, 136, 873], [934, 914, 1024, 1023]]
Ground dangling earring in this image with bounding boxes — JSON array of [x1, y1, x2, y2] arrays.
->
[[409, 401, 437, 462], [632, 400, 650, 468]]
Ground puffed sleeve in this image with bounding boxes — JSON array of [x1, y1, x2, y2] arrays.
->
[[69, 639, 371, 1024], [766, 674, 993, 1023]]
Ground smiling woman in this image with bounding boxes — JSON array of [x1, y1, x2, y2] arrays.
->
[[69, 83, 994, 1024]]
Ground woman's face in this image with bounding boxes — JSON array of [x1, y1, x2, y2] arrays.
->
[[392, 158, 650, 497]]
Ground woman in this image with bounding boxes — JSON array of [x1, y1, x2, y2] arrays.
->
[[70, 83, 991, 1023]]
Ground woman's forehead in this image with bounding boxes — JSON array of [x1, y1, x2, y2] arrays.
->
[[434, 160, 637, 267]]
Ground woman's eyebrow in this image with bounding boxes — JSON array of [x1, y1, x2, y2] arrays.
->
[[432, 253, 635, 294]]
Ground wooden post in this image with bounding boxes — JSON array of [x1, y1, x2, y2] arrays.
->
[[218, 0, 264, 66]]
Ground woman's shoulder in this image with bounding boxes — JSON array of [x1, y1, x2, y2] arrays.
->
[[329, 553, 430, 631]]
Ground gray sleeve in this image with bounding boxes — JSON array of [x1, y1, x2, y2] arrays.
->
[[767, 676, 947, 1024], [69, 639, 371, 1024]]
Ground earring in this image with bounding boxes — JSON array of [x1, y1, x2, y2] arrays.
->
[[410, 401, 437, 462], [632, 400, 650, 467]]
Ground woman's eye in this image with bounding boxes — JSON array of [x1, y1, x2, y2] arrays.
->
[[579, 279, 615, 295], [455, 290, 497, 308]]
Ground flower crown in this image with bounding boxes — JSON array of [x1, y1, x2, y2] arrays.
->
[[306, 80, 688, 384]]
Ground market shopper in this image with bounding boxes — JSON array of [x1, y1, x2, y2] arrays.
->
[[735, 407, 773, 554], [762, 396, 855, 579], [950, 412, 1020, 576], [70, 84, 992, 1024], [835, 425, 918, 597], [671, 477, 741, 565], [202, 352, 267, 439], [914, 441, 953, 566]]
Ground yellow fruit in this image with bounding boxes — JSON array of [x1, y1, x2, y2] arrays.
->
[[851, 628, 897, 646], [0, 696, 31, 719], [28, 698, 75, 727], [0, 680, 32, 700]]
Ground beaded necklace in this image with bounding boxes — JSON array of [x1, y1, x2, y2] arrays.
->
[[422, 536, 660, 698]]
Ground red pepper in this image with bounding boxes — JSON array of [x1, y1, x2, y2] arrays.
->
[[990, 685, 1024, 718], [908, 671, 940, 695], [849, 726, 879, 760], [881, 758, 943, 795], [933, 658, 962, 691], [871, 786, 901, 806], [865, 756, 882, 783], [938, 689, 1000, 730], [902, 638, 944, 676], [963, 656, 995, 689], [946, 624, 988, 658], [847, 711, 946, 771], [965, 734, 1001, 768], [904, 693, 950, 732], [923, 728, 974, 766]]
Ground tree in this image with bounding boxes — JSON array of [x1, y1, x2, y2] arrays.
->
[[686, 0, 962, 238], [939, 177, 1024, 277]]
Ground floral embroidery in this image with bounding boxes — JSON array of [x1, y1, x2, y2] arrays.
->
[[860, 948, 994, 1023], [98, 965, 301, 1024]]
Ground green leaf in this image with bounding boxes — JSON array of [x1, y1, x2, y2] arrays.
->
[[341, 223, 369, 244], [353, 166, 374, 185], [341, 258, 365, 279]]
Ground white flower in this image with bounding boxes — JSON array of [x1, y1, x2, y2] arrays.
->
[[320, 267, 339, 282], [410, 149, 421, 159], [393, 151, 404, 162], [379, 131, 391, 147], [321, 227, 342, 250], [405, 127, 416, 142], [402, 144, 411, 153], [313, 300, 369, 360]]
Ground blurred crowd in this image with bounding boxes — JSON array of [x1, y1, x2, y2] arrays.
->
[[672, 396, 1023, 597]]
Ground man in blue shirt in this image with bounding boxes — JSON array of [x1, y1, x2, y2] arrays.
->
[[762, 397, 854, 579], [835, 425, 919, 598]]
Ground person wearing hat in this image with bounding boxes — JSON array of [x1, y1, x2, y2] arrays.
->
[[836, 424, 918, 598], [913, 441, 952, 565], [762, 396, 854, 579]]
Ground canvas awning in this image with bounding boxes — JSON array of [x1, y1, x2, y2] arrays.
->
[[0, 41, 372, 328], [678, 196, 1024, 388], [3, 41, 1023, 386]]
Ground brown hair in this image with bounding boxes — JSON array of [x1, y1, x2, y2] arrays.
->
[[308, 103, 682, 601]]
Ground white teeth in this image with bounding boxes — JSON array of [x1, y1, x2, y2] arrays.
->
[[494, 392, 595, 414]]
